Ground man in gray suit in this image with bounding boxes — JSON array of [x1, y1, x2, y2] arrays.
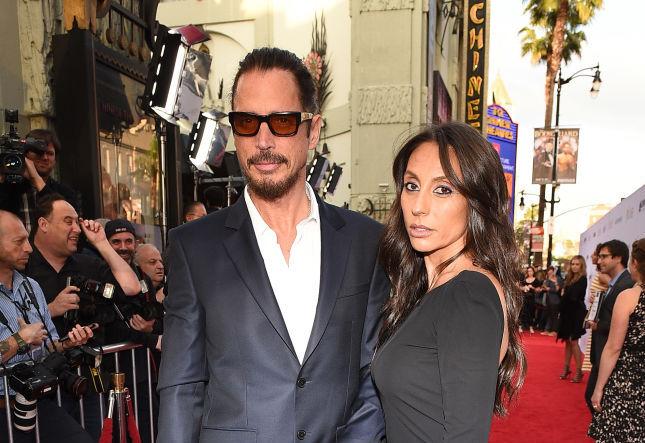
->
[[584, 239, 633, 414], [157, 47, 388, 443]]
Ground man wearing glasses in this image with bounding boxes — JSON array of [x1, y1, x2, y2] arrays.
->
[[158, 47, 388, 443], [585, 239, 633, 414]]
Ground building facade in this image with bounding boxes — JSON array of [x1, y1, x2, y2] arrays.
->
[[1, 0, 490, 228]]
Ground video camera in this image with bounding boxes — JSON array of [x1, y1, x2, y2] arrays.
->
[[65, 275, 116, 326], [0, 109, 47, 184], [9, 345, 100, 401]]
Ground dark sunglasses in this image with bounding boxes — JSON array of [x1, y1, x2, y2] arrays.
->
[[228, 112, 314, 137]]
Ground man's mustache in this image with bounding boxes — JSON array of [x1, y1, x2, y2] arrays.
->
[[247, 151, 288, 168]]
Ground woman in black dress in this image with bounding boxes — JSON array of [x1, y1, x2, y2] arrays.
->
[[372, 122, 526, 442], [557, 255, 587, 382], [520, 266, 542, 333]]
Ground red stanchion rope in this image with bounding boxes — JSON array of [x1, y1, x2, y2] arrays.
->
[[125, 388, 142, 443], [98, 392, 115, 443]]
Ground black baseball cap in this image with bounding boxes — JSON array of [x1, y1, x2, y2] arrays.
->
[[104, 219, 135, 239]]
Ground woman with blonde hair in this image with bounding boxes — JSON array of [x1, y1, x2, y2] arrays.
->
[[588, 239, 645, 442], [556, 255, 587, 382]]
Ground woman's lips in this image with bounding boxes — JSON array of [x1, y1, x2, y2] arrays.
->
[[409, 224, 434, 238]]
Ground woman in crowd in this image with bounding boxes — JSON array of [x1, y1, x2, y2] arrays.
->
[[588, 238, 645, 442], [541, 266, 562, 336], [372, 122, 526, 442], [557, 255, 588, 382], [520, 266, 542, 333]]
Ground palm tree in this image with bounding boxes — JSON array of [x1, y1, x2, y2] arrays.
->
[[519, 0, 602, 266]]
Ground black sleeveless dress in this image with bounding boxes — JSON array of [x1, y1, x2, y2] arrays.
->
[[372, 271, 503, 442], [588, 285, 645, 442]]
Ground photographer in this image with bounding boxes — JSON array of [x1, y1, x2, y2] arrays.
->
[[0, 128, 81, 234], [24, 194, 140, 439], [104, 219, 163, 349], [131, 244, 165, 334], [0, 210, 93, 443]]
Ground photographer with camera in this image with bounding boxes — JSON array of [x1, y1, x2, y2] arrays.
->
[[0, 123, 81, 234], [23, 194, 140, 438], [104, 219, 163, 348], [103, 221, 164, 441], [0, 210, 94, 443]]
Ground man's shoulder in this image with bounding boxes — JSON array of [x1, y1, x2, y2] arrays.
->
[[615, 270, 635, 292], [320, 201, 382, 234]]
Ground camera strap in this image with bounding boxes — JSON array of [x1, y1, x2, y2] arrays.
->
[[0, 285, 30, 332], [17, 275, 56, 348]]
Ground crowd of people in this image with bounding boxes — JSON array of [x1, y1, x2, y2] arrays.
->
[[1, 45, 643, 443], [520, 239, 644, 442], [0, 131, 210, 442]]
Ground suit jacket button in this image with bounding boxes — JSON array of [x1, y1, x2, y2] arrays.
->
[[297, 430, 306, 440], [297, 377, 306, 388]]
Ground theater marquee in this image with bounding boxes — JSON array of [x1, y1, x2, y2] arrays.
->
[[464, 0, 489, 131]]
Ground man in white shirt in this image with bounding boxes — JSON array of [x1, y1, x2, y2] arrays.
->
[[158, 47, 388, 443]]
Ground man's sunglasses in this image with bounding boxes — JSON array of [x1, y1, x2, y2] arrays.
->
[[228, 112, 314, 137]]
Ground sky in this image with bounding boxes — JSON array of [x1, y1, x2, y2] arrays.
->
[[488, 1, 645, 247]]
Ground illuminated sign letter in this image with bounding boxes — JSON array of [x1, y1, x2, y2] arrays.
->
[[470, 2, 484, 24], [469, 28, 484, 50], [467, 76, 483, 97]]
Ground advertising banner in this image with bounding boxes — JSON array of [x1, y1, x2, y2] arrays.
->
[[530, 225, 544, 252], [556, 128, 579, 184], [486, 104, 518, 222], [532, 128, 555, 184]]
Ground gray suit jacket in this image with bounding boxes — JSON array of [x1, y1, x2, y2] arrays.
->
[[157, 196, 388, 443]]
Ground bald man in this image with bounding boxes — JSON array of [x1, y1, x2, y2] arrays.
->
[[0, 210, 94, 442]]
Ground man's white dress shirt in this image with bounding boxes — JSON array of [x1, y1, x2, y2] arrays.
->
[[244, 183, 321, 363]]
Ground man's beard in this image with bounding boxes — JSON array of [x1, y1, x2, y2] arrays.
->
[[242, 151, 303, 201]]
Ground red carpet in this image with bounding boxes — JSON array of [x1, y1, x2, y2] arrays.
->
[[490, 333, 594, 443]]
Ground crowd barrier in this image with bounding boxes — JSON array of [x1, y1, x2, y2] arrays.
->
[[1, 342, 156, 443]]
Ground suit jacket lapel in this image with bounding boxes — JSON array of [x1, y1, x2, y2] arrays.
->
[[222, 198, 298, 360], [302, 200, 351, 365]]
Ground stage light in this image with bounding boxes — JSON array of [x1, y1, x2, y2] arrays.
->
[[188, 110, 231, 173], [323, 163, 343, 196], [306, 153, 329, 191], [142, 25, 211, 125]]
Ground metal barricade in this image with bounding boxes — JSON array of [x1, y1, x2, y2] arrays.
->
[[1, 342, 157, 443]]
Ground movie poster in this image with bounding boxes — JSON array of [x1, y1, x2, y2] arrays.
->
[[556, 128, 580, 184], [532, 128, 555, 184]]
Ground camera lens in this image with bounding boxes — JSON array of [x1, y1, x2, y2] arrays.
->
[[12, 393, 37, 432], [59, 369, 89, 399], [2, 153, 23, 171]]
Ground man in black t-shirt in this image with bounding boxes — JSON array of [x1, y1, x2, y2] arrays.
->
[[24, 195, 140, 342], [23, 194, 141, 439]]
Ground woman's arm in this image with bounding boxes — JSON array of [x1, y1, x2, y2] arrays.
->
[[591, 287, 639, 410], [436, 277, 504, 441]]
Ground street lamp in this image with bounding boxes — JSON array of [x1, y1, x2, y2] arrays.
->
[[545, 63, 601, 267]]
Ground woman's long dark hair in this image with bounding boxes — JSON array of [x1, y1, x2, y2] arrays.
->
[[378, 122, 526, 415]]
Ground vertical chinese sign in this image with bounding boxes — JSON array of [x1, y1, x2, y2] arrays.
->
[[486, 104, 518, 223], [464, 0, 489, 131]]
